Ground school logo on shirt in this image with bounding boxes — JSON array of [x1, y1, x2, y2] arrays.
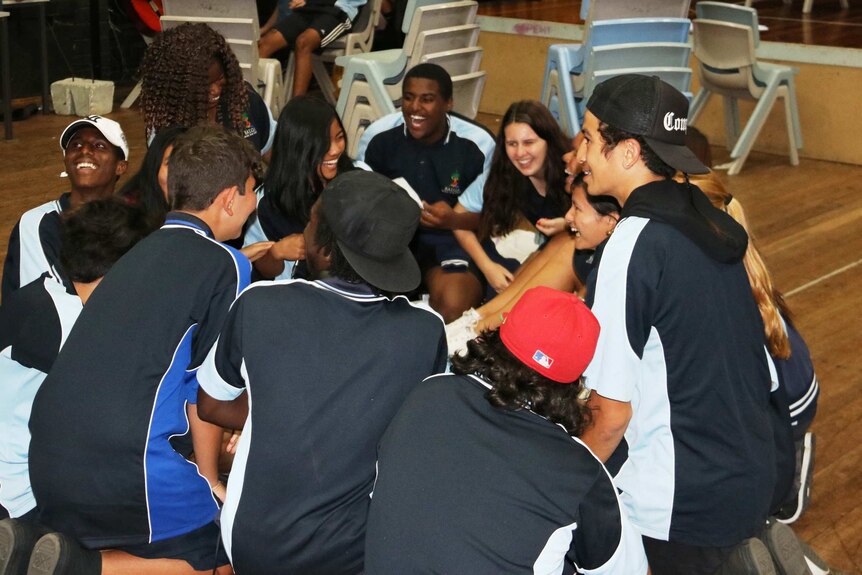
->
[[442, 171, 461, 195], [532, 349, 554, 369], [242, 112, 257, 139]]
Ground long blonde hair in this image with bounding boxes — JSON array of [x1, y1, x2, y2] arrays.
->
[[678, 172, 792, 359]]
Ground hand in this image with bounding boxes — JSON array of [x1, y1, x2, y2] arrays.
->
[[484, 263, 514, 293], [289, 0, 305, 8], [273, 233, 305, 261], [225, 430, 241, 455], [241, 241, 275, 263], [420, 201, 455, 229], [211, 481, 226, 504], [536, 217, 567, 237]]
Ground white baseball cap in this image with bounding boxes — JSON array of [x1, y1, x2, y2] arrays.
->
[[60, 115, 129, 161]]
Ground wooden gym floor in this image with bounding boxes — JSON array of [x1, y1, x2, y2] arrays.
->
[[1, 102, 860, 572], [478, 0, 862, 49]]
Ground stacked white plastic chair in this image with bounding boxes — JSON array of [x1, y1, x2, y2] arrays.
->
[[335, 0, 485, 156], [540, 0, 693, 136], [689, 3, 802, 175]]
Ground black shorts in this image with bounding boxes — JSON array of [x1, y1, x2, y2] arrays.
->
[[642, 536, 739, 575], [413, 231, 474, 274], [274, 7, 353, 49], [118, 522, 229, 571]]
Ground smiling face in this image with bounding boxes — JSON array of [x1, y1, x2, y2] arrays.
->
[[564, 183, 618, 250], [318, 119, 346, 183], [401, 77, 452, 145], [63, 127, 128, 197], [207, 59, 225, 110], [505, 122, 549, 187], [576, 111, 625, 200]]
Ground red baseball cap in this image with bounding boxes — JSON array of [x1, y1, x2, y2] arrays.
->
[[500, 286, 600, 384]]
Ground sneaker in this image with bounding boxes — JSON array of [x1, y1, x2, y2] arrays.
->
[[798, 540, 846, 575], [761, 520, 813, 575], [26, 533, 100, 575], [0, 519, 49, 575], [718, 538, 777, 575], [777, 432, 816, 524], [445, 320, 478, 358]]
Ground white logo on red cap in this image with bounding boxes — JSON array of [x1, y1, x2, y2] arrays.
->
[[532, 349, 554, 369], [663, 112, 687, 133]]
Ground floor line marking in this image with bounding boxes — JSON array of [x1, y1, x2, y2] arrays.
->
[[785, 257, 862, 297]]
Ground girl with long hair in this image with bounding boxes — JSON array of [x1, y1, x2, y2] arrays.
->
[[453, 100, 572, 295], [243, 95, 353, 280], [139, 22, 275, 154]]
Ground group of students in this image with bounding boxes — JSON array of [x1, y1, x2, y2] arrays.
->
[[0, 23, 830, 575]]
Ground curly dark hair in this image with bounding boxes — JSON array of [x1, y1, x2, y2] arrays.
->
[[139, 23, 248, 139], [479, 101, 570, 240], [264, 96, 353, 227], [451, 330, 592, 436], [598, 122, 675, 179]]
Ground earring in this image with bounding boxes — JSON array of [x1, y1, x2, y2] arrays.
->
[[606, 228, 613, 237]]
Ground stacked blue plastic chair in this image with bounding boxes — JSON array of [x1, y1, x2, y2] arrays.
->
[[540, 0, 694, 136]]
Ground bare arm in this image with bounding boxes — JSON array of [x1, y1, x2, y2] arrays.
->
[[252, 233, 305, 279], [187, 403, 226, 501], [579, 391, 632, 462], [421, 201, 480, 231], [197, 387, 249, 430], [452, 204, 513, 293]]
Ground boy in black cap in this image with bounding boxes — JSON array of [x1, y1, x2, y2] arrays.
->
[[573, 74, 777, 574], [2, 115, 129, 300], [196, 170, 448, 574]]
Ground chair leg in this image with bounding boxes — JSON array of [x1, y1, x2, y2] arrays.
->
[[722, 96, 741, 151], [783, 78, 804, 149], [781, 91, 800, 166], [312, 57, 337, 104], [726, 85, 779, 175], [688, 88, 710, 124], [802, 0, 813, 11], [121, 81, 142, 109]]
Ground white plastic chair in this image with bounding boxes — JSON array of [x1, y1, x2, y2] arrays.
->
[[696, 2, 761, 47], [572, 42, 692, 94], [335, 0, 481, 123], [420, 46, 483, 76], [575, 66, 693, 120], [281, 0, 382, 103], [585, 0, 692, 23], [690, 19, 802, 175]]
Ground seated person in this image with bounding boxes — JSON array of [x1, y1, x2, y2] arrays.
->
[[242, 95, 353, 281], [364, 286, 648, 574], [258, 0, 366, 97], [21, 126, 260, 575], [356, 63, 495, 322], [0, 198, 152, 525], [197, 170, 447, 573], [2, 116, 129, 300], [453, 100, 572, 300], [140, 23, 276, 155]]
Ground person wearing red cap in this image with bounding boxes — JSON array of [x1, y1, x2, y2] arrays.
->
[[574, 74, 777, 574], [2, 115, 129, 301], [364, 286, 648, 574]]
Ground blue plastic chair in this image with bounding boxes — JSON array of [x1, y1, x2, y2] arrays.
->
[[540, 17, 691, 136]]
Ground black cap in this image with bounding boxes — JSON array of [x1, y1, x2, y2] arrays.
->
[[586, 74, 709, 175], [320, 171, 421, 293]]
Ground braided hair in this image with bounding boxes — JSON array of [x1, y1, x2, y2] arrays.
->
[[139, 23, 248, 139]]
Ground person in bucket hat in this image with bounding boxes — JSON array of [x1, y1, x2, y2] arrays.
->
[[2, 115, 129, 300], [364, 286, 648, 574], [195, 170, 447, 574], [575, 74, 778, 574]]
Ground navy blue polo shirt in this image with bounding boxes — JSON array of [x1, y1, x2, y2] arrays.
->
[[29, 212, 251, 549]]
